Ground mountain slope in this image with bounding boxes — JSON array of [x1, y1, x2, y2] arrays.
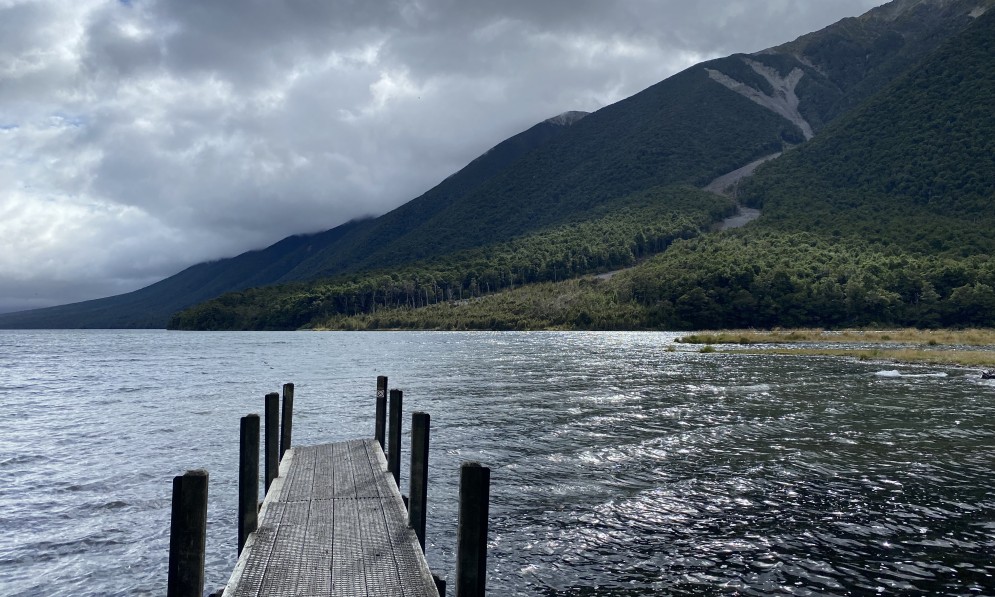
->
[[277, 112, 594, 277], [0, 220, 367, 328], [158, 0, 995, 288], [309, 7, 995, 331], [616, 5, 995, 329], [270, 61, 801, 283], [779, 0, 995, 126], [316, 0, 995, 280], [741, 4, 995, 253], [168, 185, 735, 330]]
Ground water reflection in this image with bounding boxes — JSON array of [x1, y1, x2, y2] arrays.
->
[[428, 335, 995, 595]]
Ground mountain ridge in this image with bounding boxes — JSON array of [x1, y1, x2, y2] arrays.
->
[[338, 6, 995, 331]]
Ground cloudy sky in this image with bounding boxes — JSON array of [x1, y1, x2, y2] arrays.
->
[[0, 0, 886, 313]]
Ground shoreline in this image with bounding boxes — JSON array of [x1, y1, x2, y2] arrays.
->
[[675, 328, 995, 368]]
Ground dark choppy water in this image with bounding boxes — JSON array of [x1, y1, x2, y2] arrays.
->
[[0, 330, 993, 596]]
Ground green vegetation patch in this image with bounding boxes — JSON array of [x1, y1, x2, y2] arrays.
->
[[677, 328, 995, 346], [170, 186, 733, 330]]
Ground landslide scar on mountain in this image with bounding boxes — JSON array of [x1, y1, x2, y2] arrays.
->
[[704, 152, 782, 197], [706, 58, 814, 141]]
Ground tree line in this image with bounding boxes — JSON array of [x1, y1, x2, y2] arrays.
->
[[168, 186, 734, 330]]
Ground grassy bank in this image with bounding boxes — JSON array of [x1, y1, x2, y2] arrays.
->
[[678, 328, 995, 368]]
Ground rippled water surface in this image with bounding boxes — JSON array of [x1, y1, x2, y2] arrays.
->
[[1, 330, 993, 596]]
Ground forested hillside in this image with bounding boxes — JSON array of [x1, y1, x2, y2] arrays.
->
[[742, 5, 995, 254], [773, 0, 994, 126], [168, 187, 734, 330], [315, 232, 995, 331], [268, 59, 798, 281], [311, 7, 995, 331]]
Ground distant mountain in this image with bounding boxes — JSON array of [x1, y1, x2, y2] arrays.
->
[[0, 220, 368, 328], [2, 0, 990, 329]]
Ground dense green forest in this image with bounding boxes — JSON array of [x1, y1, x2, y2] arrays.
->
[[315, 233, 995, 331], [742, 7, 995, 254], [169, 187, 734, 330], [778, 0, 993, 125]]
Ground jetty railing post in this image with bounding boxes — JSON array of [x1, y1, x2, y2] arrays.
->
[[167, 469, 209, 597], [238, 414, 260, 556], [409, 411, 430, 551], [455, 462, 490, 597], [387, 389, 403, 487], [264, 392, 279, 494], [280, 383, 294, 459], [375, 376, 388, 451], [433, 574, 447, 596]]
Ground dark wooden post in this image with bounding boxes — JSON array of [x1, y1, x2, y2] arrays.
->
[[455, 462, 490, 597], [375, 376, 388, 451], [167, 469, 208, 597], [387, 389, 403, 487], [238, 414, 260, 556], [280, 383, 294, 459], [264, 392, 279, 494], [433, 574, 447, 596], [409, 412, 430, 551]]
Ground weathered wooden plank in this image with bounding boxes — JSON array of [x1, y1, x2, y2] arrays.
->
[[330, 496, 365, 596], [351, 440, 382, 499], [229, 525, 278, 597], [296, 498, 334, 596], [257, 501, 309, 595], [366, 439, 442, 596], [331, 442, 358, 499], [283, 445, 316, 502], [308, 444, 330, 500], [358, 496, 403, 595], [222, 439, 439, 597]]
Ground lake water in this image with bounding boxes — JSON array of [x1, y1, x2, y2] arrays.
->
[[0, 330, 993, 596]]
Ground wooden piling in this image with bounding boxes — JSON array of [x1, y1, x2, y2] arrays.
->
[[409, 411, 430, 551], [264, 392, 279, 494], [455, 462, 490, 597], [375, 376, 388, 451], [167, 469, 208, 597], [238, 414, 260, 556], [387, 389, 403, 487], [433, 574, 447, 596], [280, 383, 294, 459]]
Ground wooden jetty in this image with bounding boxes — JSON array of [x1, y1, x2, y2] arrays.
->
[[224, 439, 439, 596], [165, 377, 490, 597]]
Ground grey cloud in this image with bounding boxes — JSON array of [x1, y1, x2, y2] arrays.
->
[[0, 0, 886, 313], [81, 8, 163, 79], [0, 2, 50, 56]]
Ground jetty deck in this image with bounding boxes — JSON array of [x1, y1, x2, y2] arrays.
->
[[222, 438, 440, 596]]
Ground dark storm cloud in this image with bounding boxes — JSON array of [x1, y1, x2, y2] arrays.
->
[[0, 0, 885, 313]]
